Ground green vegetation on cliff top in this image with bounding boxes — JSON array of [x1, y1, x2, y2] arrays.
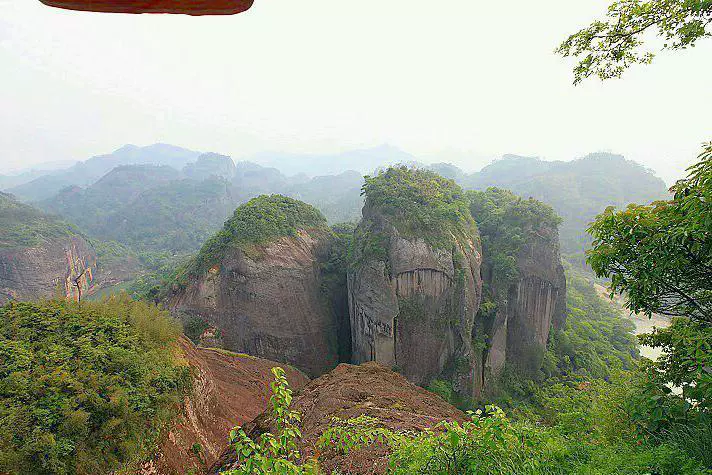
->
[[188, 194, 327, 275], [0, 192, 76, 248], [0, 296, 190, 474], [469, 187, 562, 288], [361, 166, 476, 250]]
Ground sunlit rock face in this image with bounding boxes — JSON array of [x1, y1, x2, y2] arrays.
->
[[348, 202, 483, 399], [39, 0, 254, 15]]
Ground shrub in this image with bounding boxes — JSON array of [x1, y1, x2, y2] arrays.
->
[[0, 296, 190, 474], [223, 367, 317, 475], [317, 415, 393, 456]]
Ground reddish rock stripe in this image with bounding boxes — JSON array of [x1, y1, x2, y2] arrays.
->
[[39, 0, 254, 15]]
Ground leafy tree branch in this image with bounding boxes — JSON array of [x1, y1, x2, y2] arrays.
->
[[557, 0, 712, 84]]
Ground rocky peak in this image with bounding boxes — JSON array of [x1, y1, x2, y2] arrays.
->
[[183, 153, 236, 181], [469, 188, 566, 387], [167, 195, 345, 377], [348, 168, 483, 399]]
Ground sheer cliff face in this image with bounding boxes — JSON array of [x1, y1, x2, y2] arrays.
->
[[0, 236, 97, 304], [348, 204, 483, 398], [483, 225, 566, 381], [168, 230, 340, 377]]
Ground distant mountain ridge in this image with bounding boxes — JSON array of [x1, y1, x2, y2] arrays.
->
[[32, 146, 366, 255], [249, 144, 417, 177], [460, 152, 669, 262], [11, 144, 669, 270], [4, 144, 201, 202]]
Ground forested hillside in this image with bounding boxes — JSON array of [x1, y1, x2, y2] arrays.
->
[[463, 153, 669, 266], [0, 297, 190, 474], [5, 144, 201, 202], [0, 192, 101, 303], [23, 146, 363, 259], [2, 157, 707, 474], [4, 143, 668, 278], [3, 0, 710, 472]]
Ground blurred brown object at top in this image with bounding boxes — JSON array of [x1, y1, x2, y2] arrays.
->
[[39, 0, 254, 15]]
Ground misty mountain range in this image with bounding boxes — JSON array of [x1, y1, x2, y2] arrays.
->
[[0, 143, 669, 263]]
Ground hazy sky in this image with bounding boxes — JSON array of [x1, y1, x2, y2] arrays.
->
[[1, 0, 710, 184]]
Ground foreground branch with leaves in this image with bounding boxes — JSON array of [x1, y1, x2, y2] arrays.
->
[[224, 367, 317, 475], [557, 0, 712, 83]]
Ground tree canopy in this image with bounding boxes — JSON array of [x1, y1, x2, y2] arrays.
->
[[557, 0, 712, 83], [0, 192, 76, 248], [361, 166, 476, 249], [468, 187, 561, 287], [189, 194, 327, 274]]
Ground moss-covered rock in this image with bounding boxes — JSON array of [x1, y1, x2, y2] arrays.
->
[[468, 188, 566, 387], [187, 194, 327, 277]]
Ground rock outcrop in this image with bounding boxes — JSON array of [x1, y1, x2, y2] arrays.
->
[[348, 173, 567, 399], [470, 188, 567, 389], [211, 362, 465, 475], [183, 153, 236, 181], [167, 195, 343, 377], [481, 227, 566, 381], [0, 192, 98, 304], [142, 338, 308, 475], [348, 169, 483, 399]]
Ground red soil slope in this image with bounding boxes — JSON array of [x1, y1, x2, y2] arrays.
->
[[139, 338, 308, 474], [212, 362, 465, 474]]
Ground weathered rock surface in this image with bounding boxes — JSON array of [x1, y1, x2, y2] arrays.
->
[[140, 337, 308, 475], [348, 202, 483, 398], [482, 224, 566, 383], [168, 229, 341, 377], [0, 235, 97, 304], [210, 362, 465, 475], [0, 193, 99, 304]]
